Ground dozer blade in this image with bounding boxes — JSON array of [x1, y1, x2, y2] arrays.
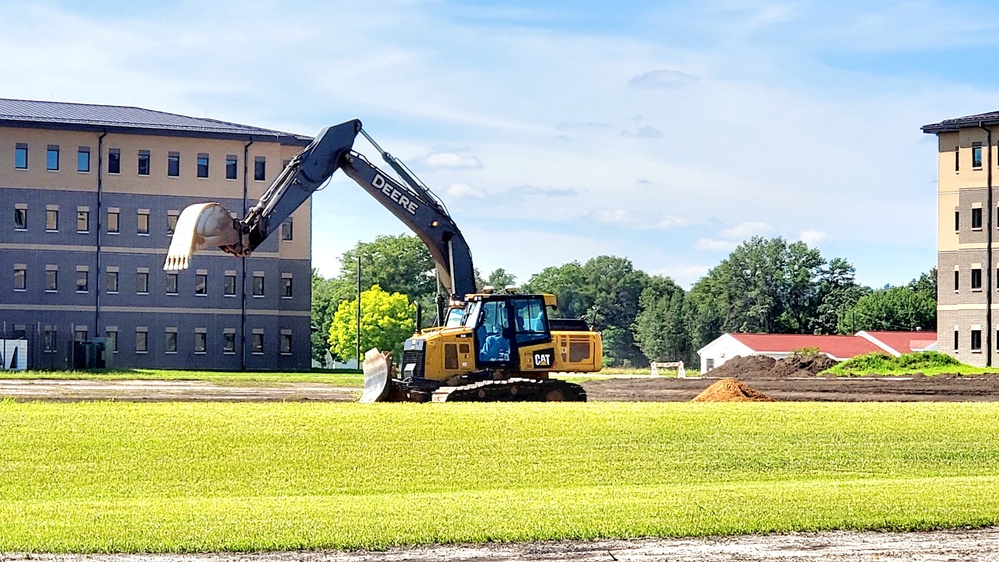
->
[[359, 348, 392, 403], [164, 203, 241, 270]]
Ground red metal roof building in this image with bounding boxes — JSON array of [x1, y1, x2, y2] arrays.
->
[[698, 331, 938, 373]]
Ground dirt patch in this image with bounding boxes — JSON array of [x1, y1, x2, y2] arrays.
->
[[4, 527, 999, 561], [691, 377, 774, 402]]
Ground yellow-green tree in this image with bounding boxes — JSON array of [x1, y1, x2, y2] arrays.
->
[[327, 285, 416, 362]]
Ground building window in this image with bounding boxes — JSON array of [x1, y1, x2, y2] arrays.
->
[[194, 330, 207, 353], [14, 206, 27, 230], [224, 272, 237, 296], [46, 145, 59, 171], [77, 147, 91, 173], [15, 143, 27, 169], [954, 330, 959, 351], [281, 220, 293, 241], [972, 268, 983, 290], [226, 155, 238, 180], [167, 210, 179, 235], [13, 265, 26, 291], [972, 329, 982, 351], [972, 207, 983, 229], [165, 329, 178, 354], [136, 270, 149, 294], [282, 275, 293, 298], [137, 210, 149, 235], [280, 332, 292, 355], [973, 143, 983, 169], [254, 156, 266, 181], [166, 272, 178, 295], [955, 210, 960, 231], [167, 151, 180, 177], [252, 272, 265, 297], [43, 327, 57, 352], [106, 270, 119, 293], [46, 208, 58, 231], [197, 153, 209, 178], [138, 150, 150, 176], [106, 328, 118, 353], [955, 146, 960, 172], [136, 328, 148, 353], [74, 328, 88, 343], [107, 208, 119, 233], [108, 148, 121, 174], [77, 208, 90, 233], [195, 271, 207, 295], [45, 266, 58, 292], [223, 331, 236, 354], [954, 270, 960, 291], [76, 269, 89, 293], [251, 332, 264, 354]]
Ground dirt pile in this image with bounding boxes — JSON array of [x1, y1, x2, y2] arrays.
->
[[707, 355, 776, 378], [708, 354, 837, 379], [691, 378, 775, 402], [771, 354, 838, 377]]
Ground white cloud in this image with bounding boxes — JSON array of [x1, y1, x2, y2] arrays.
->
[[718, 221, 775, 240], [420, 147, 483, 170], [591, 208, 632, 225], [445, 182, 486, 198], [656, 215, 692, 228], [799, 229, 830, 246], [694, 238, 740, 252], [621, 125, 663, 138], [628, 68, 697, 89]]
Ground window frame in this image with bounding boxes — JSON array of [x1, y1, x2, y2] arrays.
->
[[225, 155, 238, 180], [14, 206, 27, 230], [254, 156, 266, 181], [108, 148, 121, 174], [13, 265, 26, 291], [137, 150, 151, 176], [77, 146, 91, 173], [167, 151, 180, 177], [197, 153, 209, 178], [972, 207, 983, 230], [14, 143, 28, 169], [46, 145, 60, 171], [165, 272, 179, 295]]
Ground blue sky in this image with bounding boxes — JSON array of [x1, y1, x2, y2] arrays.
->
[[4, 0, 998, 288]]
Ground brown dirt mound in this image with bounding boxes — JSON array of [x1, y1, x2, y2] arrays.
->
[[770, 354, 838, 377], [691, 378, 775, 402], [707, 355, 776, 378]]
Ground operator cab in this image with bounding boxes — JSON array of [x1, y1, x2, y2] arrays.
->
[[463, 293, 551, 368]]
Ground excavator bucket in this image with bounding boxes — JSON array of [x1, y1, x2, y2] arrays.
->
[[359, 348, 393, 403], [164, 203, 242, 270]]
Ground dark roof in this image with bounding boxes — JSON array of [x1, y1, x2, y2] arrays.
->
[[922, 111, 999, 134], [0, 98, 312, 145]]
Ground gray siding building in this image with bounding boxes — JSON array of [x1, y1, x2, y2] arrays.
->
[[1, 98, 314, 370]]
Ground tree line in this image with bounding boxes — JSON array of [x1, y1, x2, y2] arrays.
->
[[312, 234, 937, 366]]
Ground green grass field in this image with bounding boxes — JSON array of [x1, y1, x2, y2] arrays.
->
[[1, 400, 998, 553]]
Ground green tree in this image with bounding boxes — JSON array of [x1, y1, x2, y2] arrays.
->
[[633, 275, 693, 364], [838, 286, 936, 333], [327, 285, 416, 363], [908, 267, 938, 302], [810, 258, 870, 334], [687, 237, 830, 349], [340, 234, 436, 304], [311, 269, 351, 364], [485, 268, 517, 289], [523, 261, 588, 319]]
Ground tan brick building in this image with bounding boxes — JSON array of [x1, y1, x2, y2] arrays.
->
[[923, 112, 999, 366], [0, 99, 313, 370]]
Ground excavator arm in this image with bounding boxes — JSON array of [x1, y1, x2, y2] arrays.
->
[[164, 119, 476, 305]]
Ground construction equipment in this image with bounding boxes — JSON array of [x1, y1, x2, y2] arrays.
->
[[165, 119, 601, 402]]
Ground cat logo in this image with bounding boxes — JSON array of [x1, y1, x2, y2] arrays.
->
[[532, 348, 555, 368]]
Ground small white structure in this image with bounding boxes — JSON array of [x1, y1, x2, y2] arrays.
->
[[650, 361, 686, 378], [0, 339, 28, 371]]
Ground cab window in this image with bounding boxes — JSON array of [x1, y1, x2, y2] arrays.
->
[[513, 297, 548, 345], [477, 300, 510, 362]]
